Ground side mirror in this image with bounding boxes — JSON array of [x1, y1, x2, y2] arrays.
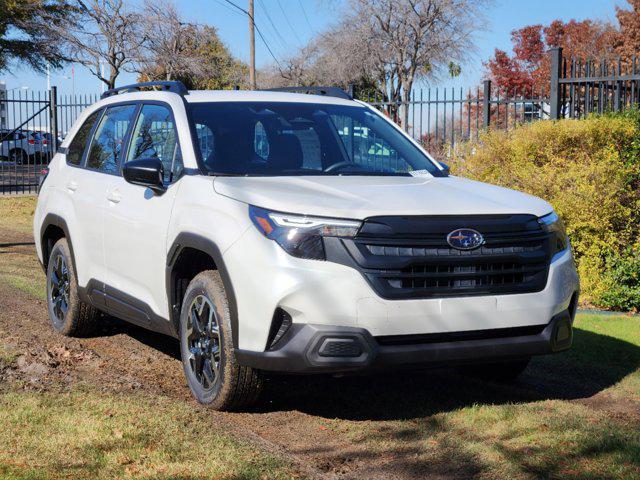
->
[[439, 161, 450, 176], [122, 158, 166, 194]]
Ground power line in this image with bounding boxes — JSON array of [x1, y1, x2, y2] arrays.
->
[[276, 0, 303, 46], [218, 0, 283, 69], [211, 0, 245, 18], [297, 0, 314, 34], [257, 0, 288, 51]]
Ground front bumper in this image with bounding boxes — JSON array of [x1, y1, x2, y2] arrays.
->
[[224, 224, 580, 352], [236, 307, 576, 374]]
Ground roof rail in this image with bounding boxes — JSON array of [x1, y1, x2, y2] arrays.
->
[[101, 81, 188, 99], [265, 86, 353, 100]]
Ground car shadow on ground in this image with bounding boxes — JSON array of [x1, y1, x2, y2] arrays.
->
[[254, 328, 640, 420], [91, 314, 182, 361], [91, 318, 639, 421]]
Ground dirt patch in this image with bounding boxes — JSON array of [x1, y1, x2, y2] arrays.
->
[[576, 392, 640, 420], [0, 255, 396, 479]]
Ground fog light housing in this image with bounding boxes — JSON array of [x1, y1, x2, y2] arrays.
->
[[318, 338, 363, 358]]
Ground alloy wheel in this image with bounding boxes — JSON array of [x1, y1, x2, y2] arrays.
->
[[49, 253, 70, 323], [186, 294, 222, 390]]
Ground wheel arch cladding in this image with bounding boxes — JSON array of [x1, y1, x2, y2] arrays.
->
[[40, 214, 75, 272], [166, 232, 239, 347]]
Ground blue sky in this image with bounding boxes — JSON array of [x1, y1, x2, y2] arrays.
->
[[1, 0, 629, 95]]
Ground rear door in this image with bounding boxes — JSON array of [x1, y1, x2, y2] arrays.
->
[[102, 103, 184, 325], [69, 105, 137, 294], [57, 108, 103, 289]]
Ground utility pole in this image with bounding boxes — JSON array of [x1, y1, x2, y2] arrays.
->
[[248, 0, 256, 89]]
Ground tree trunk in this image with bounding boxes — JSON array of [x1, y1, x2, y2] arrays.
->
[[401, 75, 415, 133], [402, 84, 411, 132]]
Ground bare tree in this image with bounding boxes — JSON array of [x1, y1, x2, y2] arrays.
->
[[260, 17, 380, 92], [54, 0, 144, 89], [355, 0, 487, 126], [137, 0, 197, 82], [266, 0, 487, 127], [135, 0, 247, 90]]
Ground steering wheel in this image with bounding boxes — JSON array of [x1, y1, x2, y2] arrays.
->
[[324, 161, 361, 173]]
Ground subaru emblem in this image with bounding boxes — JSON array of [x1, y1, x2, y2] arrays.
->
[[447, 228, 485, 250]]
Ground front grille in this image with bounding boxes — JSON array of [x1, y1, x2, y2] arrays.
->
[[393, 261, 542, 290], [335, 215, 553, 299]]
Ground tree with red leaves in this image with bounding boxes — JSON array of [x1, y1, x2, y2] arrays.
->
[[486, 20, 618, 95], [616, 0, 640, 65]]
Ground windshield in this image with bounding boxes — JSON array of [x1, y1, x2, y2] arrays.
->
[[187, 102, 444, 177]]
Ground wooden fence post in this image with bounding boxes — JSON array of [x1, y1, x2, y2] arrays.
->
[[549, 47, 563, 120], [482, 80, 491, 127]]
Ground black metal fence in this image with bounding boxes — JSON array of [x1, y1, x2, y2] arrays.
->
[[552, 47, 640, 118], [359, 47, 640, 157], [0, 88, 98, 194], [360, 82, 550, 157], [1, 46, 639, 193]]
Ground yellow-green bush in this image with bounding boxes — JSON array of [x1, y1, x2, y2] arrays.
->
[[449, 113, 640, 310]]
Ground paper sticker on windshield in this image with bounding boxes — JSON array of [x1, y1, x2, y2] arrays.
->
[[409, 169, 431, 177]]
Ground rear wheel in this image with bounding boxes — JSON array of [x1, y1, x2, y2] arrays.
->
[[46, 238, 99, 336], [457, 357, 531, 382], [179, 270, 262, 410]]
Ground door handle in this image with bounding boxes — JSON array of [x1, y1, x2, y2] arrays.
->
[[66, 181, 78, 192], [107, 189, 122, 204]]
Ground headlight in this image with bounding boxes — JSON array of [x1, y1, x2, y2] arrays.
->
[[538, 211, 568, 254], [249, 206, 362, 260]]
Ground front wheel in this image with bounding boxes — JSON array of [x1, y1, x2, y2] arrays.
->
[[179, 270, 262, 410]]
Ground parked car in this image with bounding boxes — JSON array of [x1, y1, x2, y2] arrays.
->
[[0, 129, 55, 164], [33, 82, 579, 410]]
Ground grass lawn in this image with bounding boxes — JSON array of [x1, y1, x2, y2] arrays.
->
[[0, 195, 302, 479], [0, 196, 44, 300], [0, 195, 38, 236], [328, 311, 640, 479], [1, 195, 639, 479], [0, 390, 294, 480]]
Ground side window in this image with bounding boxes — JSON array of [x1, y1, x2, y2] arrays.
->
[[331, 114, 408, 172], [67, 110, 102, 166], [86, 105, 137, 174], [126, 104, 183, 183]]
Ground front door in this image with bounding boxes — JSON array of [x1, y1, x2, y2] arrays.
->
[[102, 104, 184, 326]]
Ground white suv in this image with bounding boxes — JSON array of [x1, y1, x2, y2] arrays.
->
[[34, 82, 579, 410]]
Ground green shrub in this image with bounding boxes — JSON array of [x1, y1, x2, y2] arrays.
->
[[599, 245, 640, 311], [449, 113, 640, 311]]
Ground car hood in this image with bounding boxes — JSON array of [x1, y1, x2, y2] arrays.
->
[[213, 175, 553, 219]]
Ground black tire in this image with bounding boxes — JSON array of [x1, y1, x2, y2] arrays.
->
[[9, 148, 27, 165], [46, 238, 99, 337], [457, 357, 531, 382], [179, 270, 262, 411]]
